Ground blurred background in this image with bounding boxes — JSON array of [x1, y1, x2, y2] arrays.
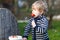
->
[[0, 0, 60, 40]]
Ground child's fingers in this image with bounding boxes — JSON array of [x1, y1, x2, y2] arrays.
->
[[10, 35, 17, 38], [22, 38, 27, 40]]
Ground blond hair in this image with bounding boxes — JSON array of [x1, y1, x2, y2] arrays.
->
[[32, 0, 48, 12]]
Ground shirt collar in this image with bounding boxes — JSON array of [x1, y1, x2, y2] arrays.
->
[[34, 15, 43, 20]]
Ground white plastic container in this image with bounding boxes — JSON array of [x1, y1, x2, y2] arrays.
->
[[8, 35, 22, 40]]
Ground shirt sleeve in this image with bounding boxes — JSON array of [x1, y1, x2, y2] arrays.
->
[[23, 19, 32, 39], [39, 18, 48, 34]]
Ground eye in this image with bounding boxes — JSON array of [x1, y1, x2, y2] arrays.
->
[[32, 7, 37, 11], [32, 8, 35, 10]]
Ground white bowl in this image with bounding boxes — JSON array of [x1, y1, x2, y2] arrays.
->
[[8, 35, 22, 40]]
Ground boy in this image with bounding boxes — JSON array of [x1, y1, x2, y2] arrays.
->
[[23, 0, 49, 40]]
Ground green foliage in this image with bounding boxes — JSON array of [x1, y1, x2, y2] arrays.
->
[[48, 20, 60, 40], [18, 22, 27, 35]]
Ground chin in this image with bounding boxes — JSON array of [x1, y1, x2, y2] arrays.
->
[[34, 16, 38, 18]]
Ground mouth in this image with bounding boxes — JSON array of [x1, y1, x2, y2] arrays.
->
[[31, 13, 35, 17]]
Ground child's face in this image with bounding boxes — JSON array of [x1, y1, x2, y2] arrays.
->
[[31, 6, 44, 18]]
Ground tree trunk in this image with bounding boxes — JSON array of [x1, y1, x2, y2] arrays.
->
[[48, 14, 53, 28]]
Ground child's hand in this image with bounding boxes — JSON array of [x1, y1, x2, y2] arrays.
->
[[22, 38, 27, 40], [31, 20, 36, 28], [10, 35, 17, 38]]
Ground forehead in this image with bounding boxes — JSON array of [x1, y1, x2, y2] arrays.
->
[[32, 5, 39, 10], [32, 5, 43, 11]]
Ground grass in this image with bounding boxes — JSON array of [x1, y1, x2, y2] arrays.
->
[[18, 20, 60, 40], [48, 20, 60, 40]]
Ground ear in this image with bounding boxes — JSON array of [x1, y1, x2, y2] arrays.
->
[[39, 10, 44, 15], [38, 8, 43, 12]]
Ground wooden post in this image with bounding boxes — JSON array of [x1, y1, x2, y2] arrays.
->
[[14, 0, 18, 15]]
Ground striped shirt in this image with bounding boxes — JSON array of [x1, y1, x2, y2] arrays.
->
[[23, 15, 49, 40]]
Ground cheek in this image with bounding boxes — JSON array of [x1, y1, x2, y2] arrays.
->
[[32, 12, 39, 16]]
